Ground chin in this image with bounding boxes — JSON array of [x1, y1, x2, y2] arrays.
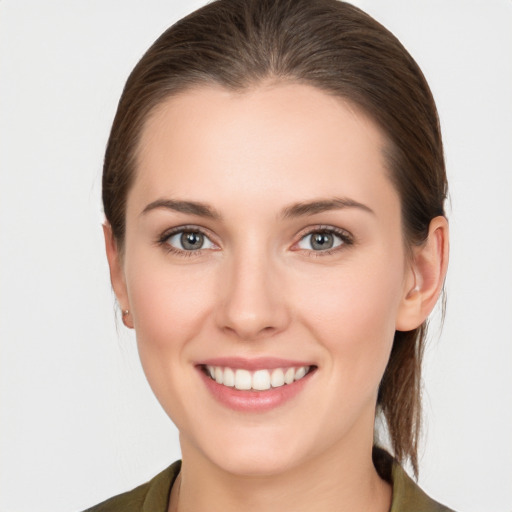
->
[[183, 421, 311, 478], [211, 446, 303, 477]]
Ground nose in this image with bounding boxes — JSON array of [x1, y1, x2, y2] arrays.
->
[[216, 248, 291, 341]]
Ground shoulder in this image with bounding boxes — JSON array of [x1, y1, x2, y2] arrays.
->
[[374, 447, 455, 512], [82, 482, 147, 512], [82, 461, 181, 512], [390, 460, 456, 512]]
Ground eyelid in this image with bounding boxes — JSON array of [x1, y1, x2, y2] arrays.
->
[[291, 225, 354, 253], [156, 224, 353, 257], [157, 224, 220, 254]]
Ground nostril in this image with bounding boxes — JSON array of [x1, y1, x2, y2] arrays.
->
[[221, 323, 279, 342]]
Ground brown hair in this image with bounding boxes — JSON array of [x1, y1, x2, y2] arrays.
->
[[103, 0, 447, 476]]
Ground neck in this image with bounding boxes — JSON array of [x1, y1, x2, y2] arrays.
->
[[172, 437, 391, 512]]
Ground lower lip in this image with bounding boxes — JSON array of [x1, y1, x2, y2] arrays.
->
[[198, 368, 314, 412]]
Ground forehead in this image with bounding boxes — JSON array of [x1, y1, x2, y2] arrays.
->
[[131, 82, 398, 216]]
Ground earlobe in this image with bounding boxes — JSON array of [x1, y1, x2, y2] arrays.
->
[[396, 216, 449, 331], [102, 223, 133, 329]]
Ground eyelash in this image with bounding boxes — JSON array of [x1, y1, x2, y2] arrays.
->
[[157, 225, 218, 257], [156, 225, 354, 258], [293, 225, 354, 257]]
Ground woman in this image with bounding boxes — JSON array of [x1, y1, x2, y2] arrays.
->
[[90, 0, 450, 510]]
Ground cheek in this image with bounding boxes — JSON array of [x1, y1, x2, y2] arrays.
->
[[122, 254, 219, 422], [124, 252, 216, 358], [294, 254, 405, 386]]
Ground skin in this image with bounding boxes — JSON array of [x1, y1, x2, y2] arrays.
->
[[105, 82, 448, 512]]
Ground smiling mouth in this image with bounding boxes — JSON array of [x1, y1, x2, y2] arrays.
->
[[201, 365, 316, 391]]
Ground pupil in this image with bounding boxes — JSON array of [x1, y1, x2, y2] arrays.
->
[[312, 232, 333, 250], [181, 232, 203, 250]]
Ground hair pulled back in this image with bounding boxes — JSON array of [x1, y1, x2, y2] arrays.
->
[[103, 0, 447, 476]]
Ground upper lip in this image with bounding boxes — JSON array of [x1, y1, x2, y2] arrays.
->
[[196, 357, 315, 371]]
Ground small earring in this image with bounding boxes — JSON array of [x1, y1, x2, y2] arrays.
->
[[122, 309, 131, 328]]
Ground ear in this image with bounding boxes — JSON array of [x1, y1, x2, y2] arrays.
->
[[103, 223, 133, 329], [395, 216, 449, 331]]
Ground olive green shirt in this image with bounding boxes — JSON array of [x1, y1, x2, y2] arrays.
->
[[84, 455, 454, 512]]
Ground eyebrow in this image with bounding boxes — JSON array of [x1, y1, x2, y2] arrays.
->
[[141, 199, 221, 219], [281, 197, 375, 218], [141, 196, 374, 220]]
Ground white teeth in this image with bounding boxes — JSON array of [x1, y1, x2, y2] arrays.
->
[[223, 367, 235, 387], [235, 369, 252, 390], [206, 365, 311, 391], [294, 366, 307, 380], [252, 370, 271, 391], [270, 368, 285, 387], [284, 367, 295, 385]]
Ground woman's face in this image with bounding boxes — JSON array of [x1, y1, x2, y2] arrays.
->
[[112, 83, 418, 476]]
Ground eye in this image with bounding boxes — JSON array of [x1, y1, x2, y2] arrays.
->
[[164, 229, 216, 252], [297, 229, 348, 251]]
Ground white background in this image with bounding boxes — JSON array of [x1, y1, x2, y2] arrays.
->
[[1, 1, 511, 511]]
